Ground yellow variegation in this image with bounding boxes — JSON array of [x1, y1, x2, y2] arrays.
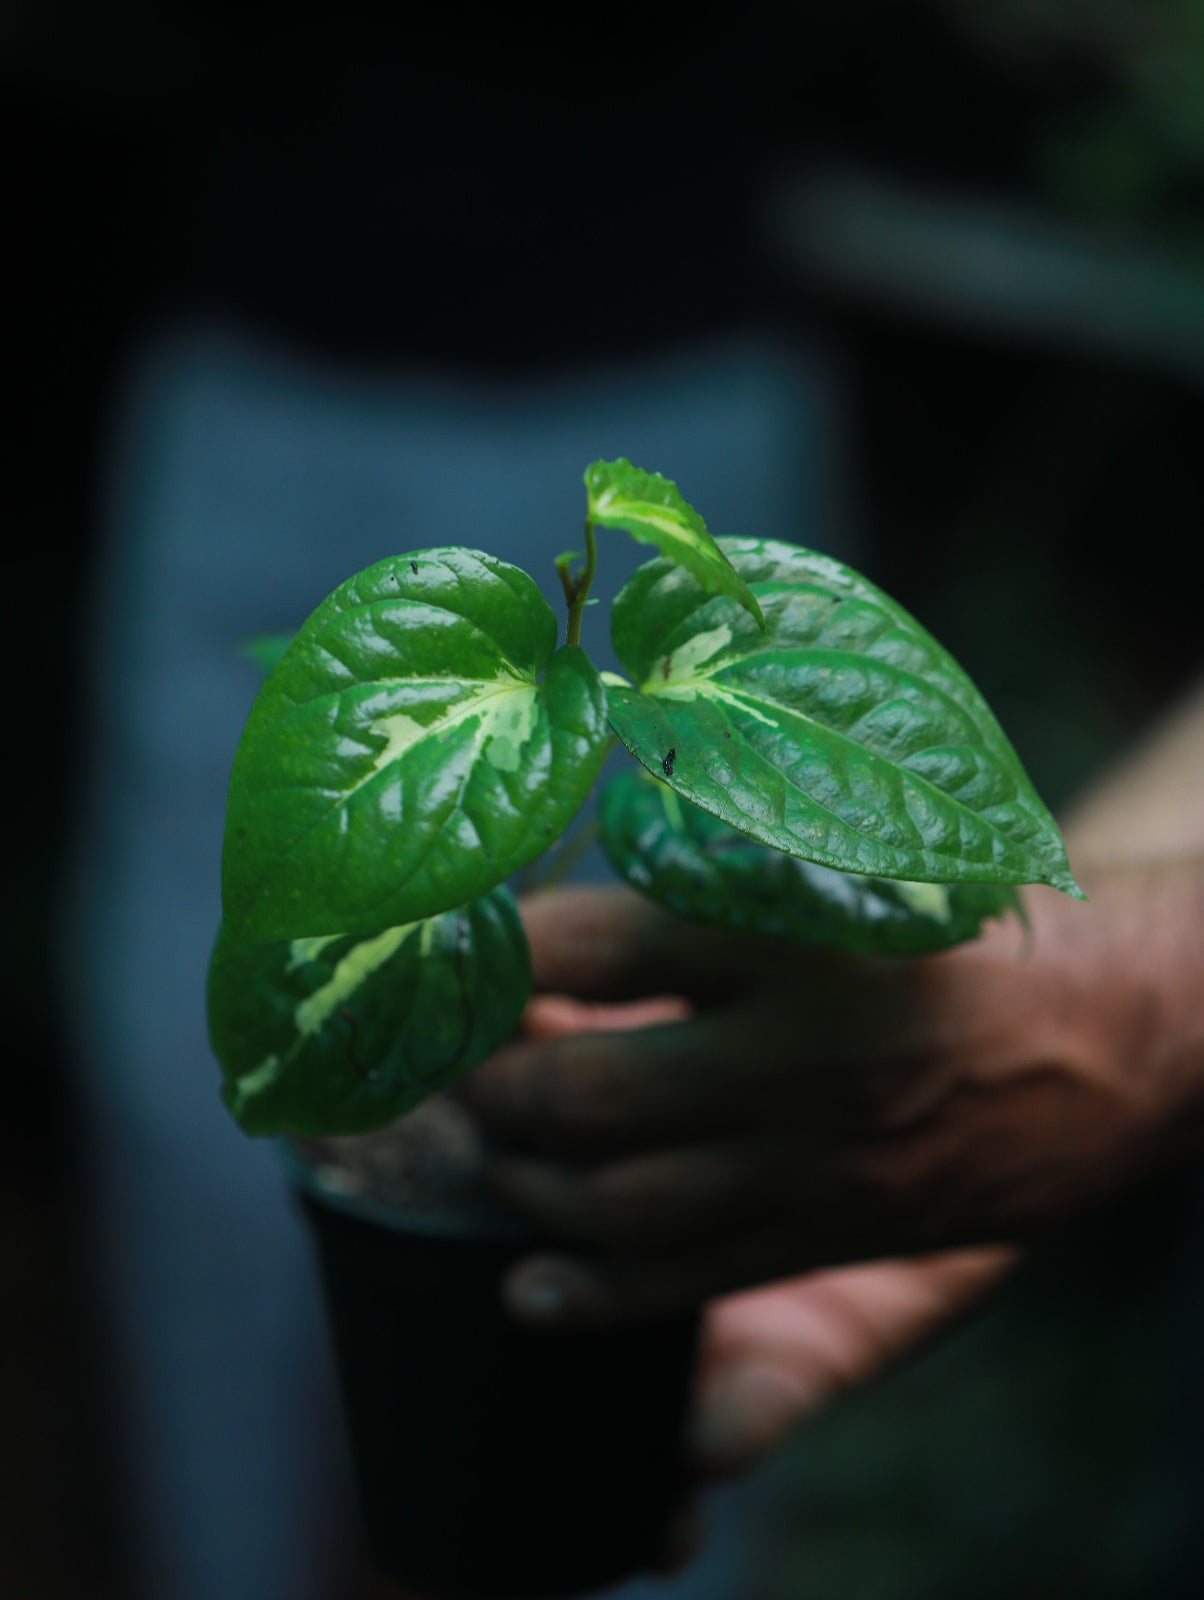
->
[[584, 459, 764, 629], [209, 889, 529, 1136]]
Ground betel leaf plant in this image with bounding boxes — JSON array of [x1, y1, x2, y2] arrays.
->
[[207, 458, 1081, 1137]]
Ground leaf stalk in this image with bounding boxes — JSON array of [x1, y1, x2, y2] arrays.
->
[[563, 519, 598, 647]]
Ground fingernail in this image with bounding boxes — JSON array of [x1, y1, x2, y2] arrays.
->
[[502, 1258, 593, 1324]]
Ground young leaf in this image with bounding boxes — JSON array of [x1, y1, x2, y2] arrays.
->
[[241, 631, 295, 677], [222, 548, 609, 942], [607, 540, 1080, 895], [599, 768, 1020, 954], [208, 887, 530, 1136], [584, 458, 764, 629]]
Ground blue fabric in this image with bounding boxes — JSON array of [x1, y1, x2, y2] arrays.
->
[[66, 319, 845, 1600]]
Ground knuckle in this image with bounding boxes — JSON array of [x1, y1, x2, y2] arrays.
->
[[831, 1139, 929, 1227], [839, 1126, 982, 1251], [856, 1138, 931, 1202], [529, 1044, 623, 1144], [579, 1165, 659, 1246]]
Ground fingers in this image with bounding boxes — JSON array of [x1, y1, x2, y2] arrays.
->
[[690, 1361, 815, 1480], [520, 884, 948, 1070], [499, 1225, 807, 1328], [489, 1126, 1020, 1328], [486, 1139, 777, 1253], [467, 993, 919, 1162], [690, 1247, 1018, 1476], [465, 1008, 801, 1157], [496, 1211, 909, 1329], [520, 885, 789, 1005], [482, 1067, 1047, 1331], [500, 1239, 1018, 1469], [522, 993, 691, 1039]]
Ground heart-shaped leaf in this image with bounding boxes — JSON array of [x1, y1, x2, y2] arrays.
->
[[222, 548, 609, 942], [599, 768, 1021, 954], [208, 887, 530, 1136], [607, 540, 1080, 895], [584, 458, 764, 629]]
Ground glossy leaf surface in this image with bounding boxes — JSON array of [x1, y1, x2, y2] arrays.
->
[[607, 540, 1079, 894], [600, 769, 1020, 954], [584, 458, 764, 629], [208, 888, 530, 1136], [221, 548, 609, 941]]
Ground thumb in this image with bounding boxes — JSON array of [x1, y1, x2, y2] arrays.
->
[[691, 1360, 816, 1480]]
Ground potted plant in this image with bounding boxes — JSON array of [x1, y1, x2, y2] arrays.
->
[[207, 459, 1078, 1597]]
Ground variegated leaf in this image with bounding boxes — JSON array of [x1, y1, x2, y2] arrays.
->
[[607, 540, 1080, 895], [208, 888, 529, 1136], [584, 458, 764, 628], [599, 767, 1021, 953], [221, 548, 609, 942]]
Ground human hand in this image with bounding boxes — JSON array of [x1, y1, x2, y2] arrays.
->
[[643, 1244, 1018, 1572], [464, 867, 1204, 1327], [690, 1244, 1016, 1477], [468, 948, 1017, 1517]]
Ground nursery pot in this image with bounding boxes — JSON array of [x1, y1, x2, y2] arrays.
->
[[286, 1102, 702, 1599]]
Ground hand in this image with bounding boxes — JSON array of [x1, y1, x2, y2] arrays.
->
[[648, 1244, 1017, 1571], [473, 973, 1018, 1504], [464, 865, 1204, 1326], [690, 1245, 1016, 1477]]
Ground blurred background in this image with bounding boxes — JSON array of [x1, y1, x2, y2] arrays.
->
[[5, 5, 1204, 1597]]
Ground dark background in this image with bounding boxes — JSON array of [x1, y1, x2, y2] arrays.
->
[[5, 7, 1202, 1596]]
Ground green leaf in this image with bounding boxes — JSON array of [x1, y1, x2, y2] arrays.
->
[[222, 548, 609, 942], [599, 768, 1021, 954], [607, 540, 1080, 895], [584, 458, 764, 629], [241, 631, 295, 678], [208, 887, 530, 1136]]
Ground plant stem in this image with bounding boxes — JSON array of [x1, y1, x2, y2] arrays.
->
[[539, 814, 601, 890], [564, 519, 598, 647]]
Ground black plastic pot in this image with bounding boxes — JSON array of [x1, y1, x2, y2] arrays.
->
[[295, 1177, 702, 1599]]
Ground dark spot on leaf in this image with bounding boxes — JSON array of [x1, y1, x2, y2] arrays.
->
[[410, 561, 418, 574], [662, 748, 676, 778], [662, 656, 672, 680]]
